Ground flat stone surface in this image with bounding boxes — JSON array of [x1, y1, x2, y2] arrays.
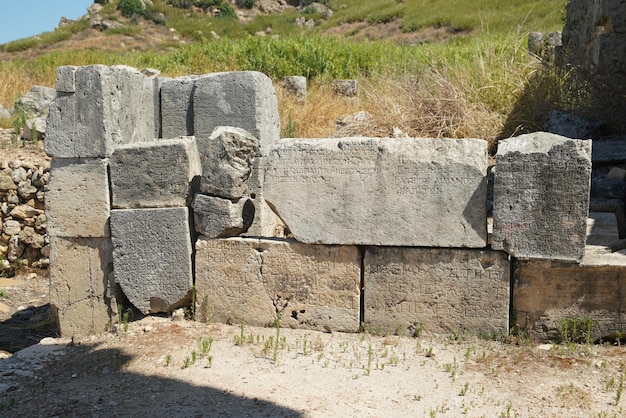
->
[[195, 237, 360, 332], [45, 158, 110, 238], [110, 136, 201, 208], [46, 65, 159, 158], [191, 194, 254, 238], [49, 237, 112, 337], [586, 212, 619, 245], [160, 76, 195, 139], [264, 137, 488, 247], [110, 208, 193, 314], [363, 247, 510, 336], [193, 71, 280, 157], [492, 132, 592, 261], [513, 246, 626, 342]]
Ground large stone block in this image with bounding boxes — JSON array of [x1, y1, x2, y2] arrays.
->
[[192, 71, 280, 157], [492, 132, 592, 261], [364, 247, 510, 336], [160, 76, 195, 139], [191, 194, 254, 238], [195, 237, 360, 332], [110, 136, 201, 208], [45, 158, 110, 238], [110, 208, 193, 314], [512, 246, 626, 341], [46, 65, 159, 158], [49, 237, 112, 337], [199, 126, 259, 199], [264, 137, 488, 247]]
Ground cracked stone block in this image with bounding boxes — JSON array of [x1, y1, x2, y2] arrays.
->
[[49, 237, 112, 337], [363, 247, 510, 336], [195, 237, 360, 332], [264, 137, 488, 246], [46, 158, 110, 238], [493, 132, 592, 261], [110, 207, 193, 315], [110, 136, 201, 208]]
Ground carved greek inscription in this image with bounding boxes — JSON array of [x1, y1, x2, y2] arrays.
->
[[365, 249, 509, 327]]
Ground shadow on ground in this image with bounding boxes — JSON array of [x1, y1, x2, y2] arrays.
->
[[0, 303, 58, 353], [0, 343, 303, 417]]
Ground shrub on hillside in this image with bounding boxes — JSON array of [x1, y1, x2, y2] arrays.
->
[[118, 0, 144, 17]]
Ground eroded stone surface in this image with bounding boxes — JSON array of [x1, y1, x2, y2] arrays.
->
[[364, 247, 510, 336], [49, 237, 112, 337], [191, 194, 254, 238], [110, 208, 193, 314], [513, 246, 626, 341], [195, 237, 360, 332], [160, 76, 195, 139], [199, 126, 259, 199], [46, 65, 159, 158], [493, 132, 592, 261], [110, 136, 201, 208], [45, 158, 110, 238], [264, 137, 488, 247]]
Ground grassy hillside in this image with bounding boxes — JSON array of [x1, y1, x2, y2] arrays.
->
[[0, 0, 571, 150]]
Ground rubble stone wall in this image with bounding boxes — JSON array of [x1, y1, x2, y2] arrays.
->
[[45, 64, 621, 343], [0, 153, 50, 274]]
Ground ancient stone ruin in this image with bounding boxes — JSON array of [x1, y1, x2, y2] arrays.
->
[[44, 64, 625, 343]]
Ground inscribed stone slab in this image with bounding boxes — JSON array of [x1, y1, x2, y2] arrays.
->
[[49, 237, 112, 337], [264, 137, 488, 247], [110, 136, 201, 208], [364, 247, 510, 336], [110, 208, 193, 314], [492, 132, 592, 261], [195, 237, 360, 332], [45, 158, 110, 238], [513, 246, 626, 341]]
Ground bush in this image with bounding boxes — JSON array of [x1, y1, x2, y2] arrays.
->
[[118, 0, 144, 17], [167, 0, 194, 8], [216, 3, 237, 19]]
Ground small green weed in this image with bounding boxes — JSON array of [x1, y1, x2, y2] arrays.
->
[[165, 354, 172, 367]]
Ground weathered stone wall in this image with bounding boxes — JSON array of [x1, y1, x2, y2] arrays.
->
[[44, 63, 618, 343]]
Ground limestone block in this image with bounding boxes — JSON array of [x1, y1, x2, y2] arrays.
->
[[492, 132, 592, 261], [45, 65, 159, 158], [195, 237, 360, 332], [199, 126, 260, 199], [363, 247, 510, 336], [193, 71, 280, 157], [110, 136, 201, 209], [191, 194, 254, 238], [49, 237, 112, 337], [45, 158, 110, 238], [280, 76, 306, 101], [160, 76, 195, 139], [512, 246, 626, 341], [110, 208, 193, 314], [264, 137, 488, 247], [56, 66, 77, 93], [586, 212, 619, 246]]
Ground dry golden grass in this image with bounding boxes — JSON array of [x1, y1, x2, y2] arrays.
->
[[0, 61, 53, 110]]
